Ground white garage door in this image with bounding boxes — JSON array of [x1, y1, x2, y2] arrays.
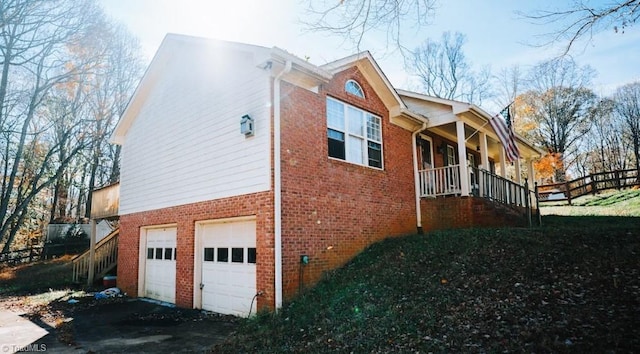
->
[[200, 220, 256, 317], [144, 227, 176, 304]]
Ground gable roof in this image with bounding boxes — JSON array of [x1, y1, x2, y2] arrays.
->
[[322, 52, 426, 129]]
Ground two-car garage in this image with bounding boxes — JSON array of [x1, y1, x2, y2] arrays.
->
[[140, 217, 257, 317]]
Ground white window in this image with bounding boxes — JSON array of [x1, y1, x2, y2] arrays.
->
[[446, 145, 456, 166], [467, 153, 475, 167], [345, 80, 365, 98], [327, 97, 382, 168]]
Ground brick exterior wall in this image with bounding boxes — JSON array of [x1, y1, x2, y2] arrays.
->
[[117, 191, 274, 310], [279, 67, 417, 299]]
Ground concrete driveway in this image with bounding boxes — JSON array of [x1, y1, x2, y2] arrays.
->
[[2, 298, 238, 353]]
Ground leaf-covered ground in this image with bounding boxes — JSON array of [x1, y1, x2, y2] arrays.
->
[[214, 216, 640, 353]]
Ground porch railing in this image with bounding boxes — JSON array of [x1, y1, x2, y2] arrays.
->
[[420, 165, 538, 226], [472, 167, 531, 208], [418, 164, 461, 197]]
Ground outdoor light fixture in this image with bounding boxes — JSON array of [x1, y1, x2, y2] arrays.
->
[[240, 114, 254, 137]]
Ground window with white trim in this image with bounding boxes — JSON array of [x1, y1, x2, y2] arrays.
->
[[327, 97, 382, 168], [446, 145, 456, 166], [345, 80, 365, 98]]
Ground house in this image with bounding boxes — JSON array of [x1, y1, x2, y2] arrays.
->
[[110, 34, 542, 317]]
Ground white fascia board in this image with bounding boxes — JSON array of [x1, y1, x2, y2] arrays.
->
[[270, 47, 332, 82], [323, 51, 407, 110]]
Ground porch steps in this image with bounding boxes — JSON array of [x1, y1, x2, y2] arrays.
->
[[471, 197, 528, 227]]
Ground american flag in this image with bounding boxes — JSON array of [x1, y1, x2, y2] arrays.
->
[[489, 104, 520, 162]]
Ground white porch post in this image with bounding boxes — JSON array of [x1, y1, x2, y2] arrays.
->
[[456, 120, 469, 196], [514, 158, 522, 184], [479, 132, 489, 169], [499, 146, 507, 178], [527, 159, 535, 184]]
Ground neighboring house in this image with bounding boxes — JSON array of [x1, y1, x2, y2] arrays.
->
[[110, 34, 542, 317]]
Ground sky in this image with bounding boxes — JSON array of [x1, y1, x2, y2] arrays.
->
[[98, 0, 640, 112]]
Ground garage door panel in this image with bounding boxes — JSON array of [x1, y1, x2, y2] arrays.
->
[[144, 227, 176, 304], [199, 220, 256, 317]]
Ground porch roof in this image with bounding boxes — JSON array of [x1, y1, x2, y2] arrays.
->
[[397, 90, 544, 160]]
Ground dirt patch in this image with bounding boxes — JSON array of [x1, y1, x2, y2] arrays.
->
[[1, 294, 239, 353]]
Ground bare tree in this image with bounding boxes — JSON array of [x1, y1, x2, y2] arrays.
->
[[519, 57, 598, 181], [582, 97, 630, 173], [83, 23, 144, 218], [524, 0, 640, 54], [494, 65, 522, 109], [0, 0, 103, 252], [614, 81, 640, 170], [407, 32, 493, 104], [301, 0, 436, 53]]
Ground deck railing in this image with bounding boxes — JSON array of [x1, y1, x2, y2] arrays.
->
[[91, 183, 119, 219], [72, 228, 119, 284], [418, 164, 461, 197]]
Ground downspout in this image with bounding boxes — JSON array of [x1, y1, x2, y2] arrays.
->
[[412, 122, 427, 234], [273, 60, 292, 310]]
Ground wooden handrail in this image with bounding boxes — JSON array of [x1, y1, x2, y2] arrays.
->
[[72, 228, 119, 283]]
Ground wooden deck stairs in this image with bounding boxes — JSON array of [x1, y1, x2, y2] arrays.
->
[[71, 228, 119, 284]]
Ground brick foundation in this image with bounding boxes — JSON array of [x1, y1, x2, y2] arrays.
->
[[420, 196, 527, 232]]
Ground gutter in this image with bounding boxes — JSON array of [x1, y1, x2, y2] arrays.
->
[[273, 59, 292, 310], [412, 121, 428, 234]]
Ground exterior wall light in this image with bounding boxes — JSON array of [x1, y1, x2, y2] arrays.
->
[[240, 114, 254, 137]]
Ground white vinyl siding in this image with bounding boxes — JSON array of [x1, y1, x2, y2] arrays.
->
[[119, 45, 271, 214]]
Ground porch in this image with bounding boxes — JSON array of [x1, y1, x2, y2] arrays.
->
[[418, 164, 533, 206], [417, 164, 538, 229]]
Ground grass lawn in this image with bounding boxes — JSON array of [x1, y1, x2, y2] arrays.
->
[[0, 255, 76, 296], [214, 203, 640, 352], [540, 188, 640, 216]]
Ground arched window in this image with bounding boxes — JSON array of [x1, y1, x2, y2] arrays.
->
[[345, 80, 365, 98]]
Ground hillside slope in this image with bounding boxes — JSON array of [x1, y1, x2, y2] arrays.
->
[[215, 216, 639, 353]]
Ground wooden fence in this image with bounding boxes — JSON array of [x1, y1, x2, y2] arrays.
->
[[0, 245, 44, 265], [537, 169, 640, 204]]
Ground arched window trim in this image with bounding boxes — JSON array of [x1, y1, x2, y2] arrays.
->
[[345, 79, 365, 98]]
